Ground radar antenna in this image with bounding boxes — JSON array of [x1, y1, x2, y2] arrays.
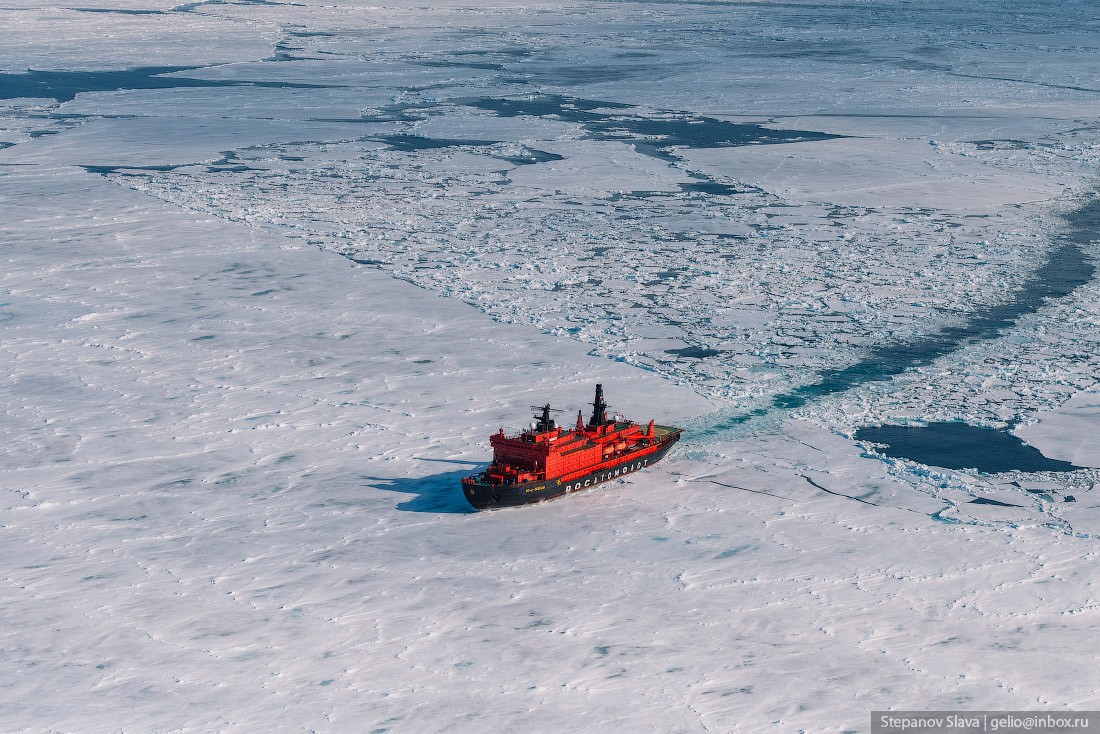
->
[[531, 403, 562, 432]]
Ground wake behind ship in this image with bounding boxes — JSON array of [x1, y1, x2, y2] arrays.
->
[[462, 384, 682, 509]]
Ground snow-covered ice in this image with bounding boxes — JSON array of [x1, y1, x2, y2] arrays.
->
[[3, 0, 1100, 731]]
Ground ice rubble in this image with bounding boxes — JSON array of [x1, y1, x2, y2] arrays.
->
[[104, 116, 1070, 402]]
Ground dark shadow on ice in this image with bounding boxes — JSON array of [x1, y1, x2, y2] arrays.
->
[[365, 469, 477, 514], [412, 457, 480, 466], [855, 422, 1081, 474]]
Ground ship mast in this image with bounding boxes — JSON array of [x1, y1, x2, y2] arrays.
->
[[588, 383, 609, 428], [532, 403, 558, 433]]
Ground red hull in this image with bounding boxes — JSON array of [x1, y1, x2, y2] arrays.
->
[[462, 384, 682, 509]]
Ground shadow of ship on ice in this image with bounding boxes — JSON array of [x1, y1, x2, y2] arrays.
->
[[365, 466, 478, 514]]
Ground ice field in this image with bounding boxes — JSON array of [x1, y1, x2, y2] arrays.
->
[[2, 1, 1100, 731]]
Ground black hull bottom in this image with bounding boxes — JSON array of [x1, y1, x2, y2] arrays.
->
[[463, 437, 678, 510]]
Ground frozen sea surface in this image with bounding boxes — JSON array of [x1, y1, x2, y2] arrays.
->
[[3, 0, 1100, 731]]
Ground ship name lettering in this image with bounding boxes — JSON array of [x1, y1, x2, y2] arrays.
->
[[563, 458, 653, 493]]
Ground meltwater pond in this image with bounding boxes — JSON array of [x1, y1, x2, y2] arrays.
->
[[855, 423, 1081, 474]]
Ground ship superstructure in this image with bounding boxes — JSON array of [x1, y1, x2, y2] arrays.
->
[[462, 384, 681, 509]]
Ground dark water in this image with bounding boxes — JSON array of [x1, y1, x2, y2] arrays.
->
[[176, 0, 284, 11], [81, 164, 183, 175], [680, 182, 746, 196], [0, 66, 324, 103], [467, 95, 631, 118], [465, 95, 843, 156], [703, 199, 1099, 432], [420, 60, 506, 71], [970, 496, 1021, 507], [379, 134, 498, 152], [856, 422, 1080, 474], [666, 347, 724, 358]]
